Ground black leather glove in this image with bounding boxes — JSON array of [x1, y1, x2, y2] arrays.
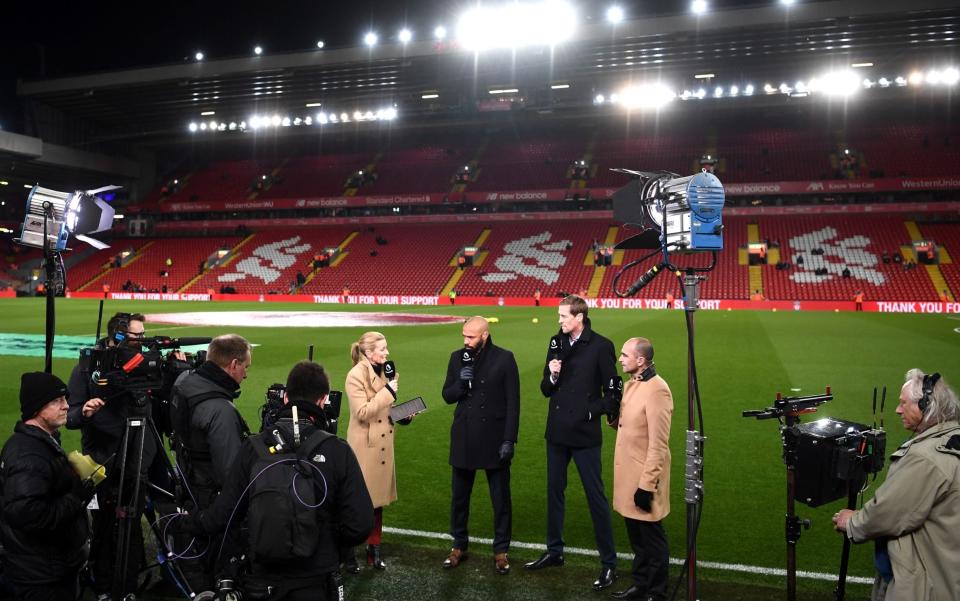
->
[[459, 366, 474, 382], [498, 440, 515, 462], [634, 488, 654, 512]]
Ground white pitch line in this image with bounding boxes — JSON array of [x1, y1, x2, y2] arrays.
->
[[382, 526, 873, 585]]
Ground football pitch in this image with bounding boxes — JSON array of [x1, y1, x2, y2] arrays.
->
[[1, 297, 957, 595]]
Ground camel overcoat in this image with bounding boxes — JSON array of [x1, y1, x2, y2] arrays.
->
[[345, 358, 398, 508]]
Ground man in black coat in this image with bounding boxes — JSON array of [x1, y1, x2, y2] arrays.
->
[[180, 361, 373, 601], [1, 372, 96, 601], [169, 333, 253, 589], [441, 316, 520, 575], [525, 295, 621, 591]]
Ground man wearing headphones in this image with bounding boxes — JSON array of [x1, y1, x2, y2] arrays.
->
[[833, 369, 960, 601]]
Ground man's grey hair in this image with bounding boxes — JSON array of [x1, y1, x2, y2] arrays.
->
[[903, 368, 959, 427]]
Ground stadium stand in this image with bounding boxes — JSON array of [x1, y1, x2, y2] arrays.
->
[[260, 153, 372, 198]]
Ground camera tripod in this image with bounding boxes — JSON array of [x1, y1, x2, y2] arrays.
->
[[103, 391, 196, 600]]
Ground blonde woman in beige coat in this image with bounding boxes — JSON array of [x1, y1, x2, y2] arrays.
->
[[607, 337, 673, 601], [345, 331, 404, 571]]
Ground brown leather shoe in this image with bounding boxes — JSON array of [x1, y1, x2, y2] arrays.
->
[[442, 548, 467, 569], [494, 552, 511, 575]]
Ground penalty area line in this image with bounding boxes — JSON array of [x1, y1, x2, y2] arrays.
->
[[383, 526, 873, 585]]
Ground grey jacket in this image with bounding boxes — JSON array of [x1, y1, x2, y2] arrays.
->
[[847, 420, 960, 601]]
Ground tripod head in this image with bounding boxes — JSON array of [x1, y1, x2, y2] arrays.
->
[[742, 389, 833, 425]]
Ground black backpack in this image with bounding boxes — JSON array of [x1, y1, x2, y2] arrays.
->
[[246, 428, 333, 564]]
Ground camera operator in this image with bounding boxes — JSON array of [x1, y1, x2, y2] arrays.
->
[[179, 361, 373, 601], [833, 369, 960, 601], [66, 311, 160, 598], [170, 334, 252, 587], [1, 372, 97, 601]]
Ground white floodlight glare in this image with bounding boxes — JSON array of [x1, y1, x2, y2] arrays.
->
[[195, 51, 204, 61], [691, 0, 708, 15], [878, 77, 891, 87], [744, 84, 755, 95], [456, 1, 577, 51], [316, 40, 325, 49], [254, 46, 263, 55], [620, 83, 676, 110], [594, 94, 605, 104], [434, 26, 447, 40], [606, 5, 624, 24], [364, 32, 378, 47], [810, 70, 860, 96], [780, 0, 795, 6], [188, 122, 198, 132], [943, 68, 960, 85], [18, 185, 118, 251], [696, 88, 706, 99], [399, 28, 413, 43], [713, 86, 723, 98], [908, 72, 924, 85]]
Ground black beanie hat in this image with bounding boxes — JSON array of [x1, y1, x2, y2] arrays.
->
[[20, 372, 69, 421]]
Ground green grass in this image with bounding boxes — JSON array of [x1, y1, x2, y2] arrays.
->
[[2, 297, 958, 597]]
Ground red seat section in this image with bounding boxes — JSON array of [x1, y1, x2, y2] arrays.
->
[[917, 223, 960, 299], [757, 216, 937, 301], [303, 223, 483, 296], [453, 221, 612, 298], [161, 160, 278, 203], [261, 154, 371, 198], [472, 137, 585, 191]]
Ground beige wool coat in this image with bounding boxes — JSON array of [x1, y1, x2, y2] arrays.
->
[[345, 358, 398, 508], [608, 374, 674, 522]]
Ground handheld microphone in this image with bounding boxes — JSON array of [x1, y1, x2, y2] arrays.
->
[[383, 360, 397, 381], [625, 263, 664, 296], [548, 335, 563, 361], [460, 348, 476, 390]]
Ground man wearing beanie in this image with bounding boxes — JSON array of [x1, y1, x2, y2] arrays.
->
[[0, 372, 96, 601]]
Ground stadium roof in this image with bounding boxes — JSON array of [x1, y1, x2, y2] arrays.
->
[[16, 0, 960, 144]]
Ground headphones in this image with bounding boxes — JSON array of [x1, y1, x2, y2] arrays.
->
[[919, 372, 941, 414]]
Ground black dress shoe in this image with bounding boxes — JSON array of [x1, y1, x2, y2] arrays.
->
[[342, 551, 361, 575], [609, 585, 650, 600], [593, 567, 617, 591], [523, 552, 565, 570]]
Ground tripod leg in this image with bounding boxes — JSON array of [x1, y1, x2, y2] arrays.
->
[[834, 473, 864, 601], [113, 417, 147, 600]]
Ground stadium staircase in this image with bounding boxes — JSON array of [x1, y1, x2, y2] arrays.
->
[[260, 154, 371, 198], [441, 229, 491, 297], [178, 234, 255, 293], [910, 222, 956, 301], [904, 221, 954, 301], [302, 231, 358, 289], [74, 242, 154, 292]]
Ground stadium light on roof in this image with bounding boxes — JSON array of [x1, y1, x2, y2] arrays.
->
[[943, 67, 959, 85], [188, 122, 198, 132], [316, 40, 325, 49], [434, 25, 447, 40], [399, 28, 413, 44], [780, 0, 795, 6], [908, 71, 923, 85], [619, 83, 676, 110], [194, 51, 204, 61], [809, 70, 860, 97], [744, 84, 754, 95], [606, 5, 624, 24], [254, 45, 263, 56], [364, 32, 378, 47], [456, 1, 577, 51], [691, 0, 707, 15]]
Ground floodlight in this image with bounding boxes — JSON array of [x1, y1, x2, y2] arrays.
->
[[399, 28, 413, 44], [811, 70, 859, 96], [316, 40, 325, 49], [943, 68, 959, 85], [729, 85, 739, 96], [713, 86, 723, 98], [271, 115, 282, 126], [455, 0, 576, 51], [696, 88, 706, 99], [18, 185, 118, 251], [908, 72, 923, 85], [606, 5, 624, 24], [209, 120, 218, 130], [195, 52, 204, 61], [188, 122, 198, 132], [780, 0, 795, 5], [764, 83, 776, 94], [926, 70, 942, 84], [595, 94, 605, 104], [691, 0, 707, 15], [364, 32, 378, 47], [200, 123, 208, 131], [620, 83, 676, 110], [895, 76, 907, 86], [434, 26, 447, 40], [744, 84, 754, 95], [878, 77, 891, 87], [254, 46, 263, 55], [281, 117, 291, 127]]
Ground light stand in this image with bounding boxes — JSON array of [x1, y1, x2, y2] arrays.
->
[[40, 202, 66, 372]]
